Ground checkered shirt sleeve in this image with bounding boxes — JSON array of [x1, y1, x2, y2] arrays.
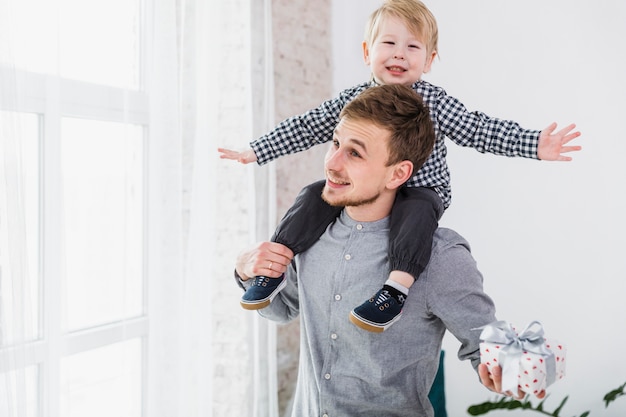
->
[[410, 81, 540, 208], [250, 83, 370, 166], [249, 80, 540, 210]]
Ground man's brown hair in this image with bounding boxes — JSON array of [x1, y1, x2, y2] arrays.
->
[[340, 84, 435, 177]]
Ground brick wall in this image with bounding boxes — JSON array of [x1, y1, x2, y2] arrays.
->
[[212, 1, 331, 415], [272, 0, 331, 415]]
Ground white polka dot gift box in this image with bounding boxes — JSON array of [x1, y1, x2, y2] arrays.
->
[[478, 320, 566, 396]]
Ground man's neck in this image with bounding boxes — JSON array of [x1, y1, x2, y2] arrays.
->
[[344, 194, 395, 222]]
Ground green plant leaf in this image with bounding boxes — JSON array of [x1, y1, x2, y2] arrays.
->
[[551, 395, 568, 416], [467, 397, 527, 415], [603, 381, 626, 408], [467, 380, 625, 416]]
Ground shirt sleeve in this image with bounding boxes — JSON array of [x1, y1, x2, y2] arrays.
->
[[423, 230, 498, 371], [250, 84, 367, 165], [435, 89, 540, 159]]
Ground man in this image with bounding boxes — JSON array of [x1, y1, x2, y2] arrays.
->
[[234, 84, 542, 416]]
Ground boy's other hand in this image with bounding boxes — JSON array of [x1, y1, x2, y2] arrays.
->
[[218, 147, 258, 164], [537, 122, 582, 161]]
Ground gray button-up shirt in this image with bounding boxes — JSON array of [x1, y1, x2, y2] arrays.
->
[[240, 211, 497, 416]]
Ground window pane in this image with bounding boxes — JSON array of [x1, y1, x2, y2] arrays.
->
[[0, 0, 57, 73], [59, 0, 141, 89], [0, 366, 39, 417], [61, 118, 143, 332], [60, 339, 142, 417], [0, 111, 40, 345], [0, 0, 140, 89]]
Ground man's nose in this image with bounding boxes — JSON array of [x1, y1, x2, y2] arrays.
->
[[325, 148, 343, 170]]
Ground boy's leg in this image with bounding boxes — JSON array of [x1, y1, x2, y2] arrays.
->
[[388, 186, 444, 279], [271, 179, 343, 253], [349, 187, 444, 331], [241, 179, 343, 310]]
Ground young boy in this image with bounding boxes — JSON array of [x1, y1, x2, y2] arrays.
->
[[219, 0, 581, 332]]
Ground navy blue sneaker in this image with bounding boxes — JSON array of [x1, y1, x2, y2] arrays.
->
[[349, 288, 404, 332], [240, 274, 286, 310]]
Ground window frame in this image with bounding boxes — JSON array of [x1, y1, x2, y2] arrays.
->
[[0, 51, 150, 417]]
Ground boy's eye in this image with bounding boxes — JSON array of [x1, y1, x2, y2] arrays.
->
[[382, 41, 395, 45]]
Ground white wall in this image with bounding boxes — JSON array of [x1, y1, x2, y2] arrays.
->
[[332, 1, 626, 415]]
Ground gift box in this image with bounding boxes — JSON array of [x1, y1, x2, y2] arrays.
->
[[479, 320, 566, 395]]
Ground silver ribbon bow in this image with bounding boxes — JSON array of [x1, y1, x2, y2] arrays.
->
[[479, 320, 556, 393]]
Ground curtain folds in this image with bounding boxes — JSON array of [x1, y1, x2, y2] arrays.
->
[[1, 0, 277, 415], [148, 0, 278, 416]]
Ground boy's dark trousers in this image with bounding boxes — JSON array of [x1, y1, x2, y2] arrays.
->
[[271, 179, 444, 280]]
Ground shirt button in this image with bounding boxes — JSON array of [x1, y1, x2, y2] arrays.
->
[[334, 294, 341, 301], [344, 254, 351, 260], [323, 414, 329, 417], [331, 333, 338, 340], [324, 373, 331, 380], [356, 224, 363, 230]]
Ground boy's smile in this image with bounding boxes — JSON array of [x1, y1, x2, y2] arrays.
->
[[363, 15, 436, 86]]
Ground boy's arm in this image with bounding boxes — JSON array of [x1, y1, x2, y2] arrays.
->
[[250, 83, 367, 165], [435, 92, 581, 160]]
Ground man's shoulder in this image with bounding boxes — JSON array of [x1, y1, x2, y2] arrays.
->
[[432, 227, 471, 253]]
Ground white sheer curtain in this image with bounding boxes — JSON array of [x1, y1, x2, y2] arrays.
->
[[248, 0, 280, 415], [1, 0, 279, 416], [147, 0, 278, 416]]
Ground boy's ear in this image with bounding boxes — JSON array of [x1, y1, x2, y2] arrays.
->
[[387, 161, 413, 190], [423, 50, 437, 74], [362, 41, 371, 65]]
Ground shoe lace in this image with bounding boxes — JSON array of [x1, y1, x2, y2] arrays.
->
[[374, 289, 404, 306], [374, 290, 392, 306], [252, 276, 269, 287]]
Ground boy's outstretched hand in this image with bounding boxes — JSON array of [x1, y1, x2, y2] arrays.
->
[[537, 122, 582, 161], [218, 147, 258, 164], [478, 364, 546, 400]]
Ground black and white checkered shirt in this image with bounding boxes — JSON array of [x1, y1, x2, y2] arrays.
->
[[250, 80, 540, 209]]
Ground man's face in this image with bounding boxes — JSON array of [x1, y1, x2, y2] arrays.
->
[[322, 117, 397, 220], [363, 15, 436, 86]]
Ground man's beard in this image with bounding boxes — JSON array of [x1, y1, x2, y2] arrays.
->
[[321, 186, 380, 208]]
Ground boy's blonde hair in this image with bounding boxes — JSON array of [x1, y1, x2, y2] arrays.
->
[[364, 0, 439, 55]]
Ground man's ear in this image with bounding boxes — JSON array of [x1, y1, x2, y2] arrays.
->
[[362, 41, 371, 65], [387, 161, 413, 190]]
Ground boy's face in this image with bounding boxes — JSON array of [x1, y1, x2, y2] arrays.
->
[[322, 117, 411, 221], [363, 15, 436, 86]]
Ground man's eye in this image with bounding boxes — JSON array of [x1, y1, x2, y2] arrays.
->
[[349, 150, 361, 158], [332, 139, 340, 147]]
